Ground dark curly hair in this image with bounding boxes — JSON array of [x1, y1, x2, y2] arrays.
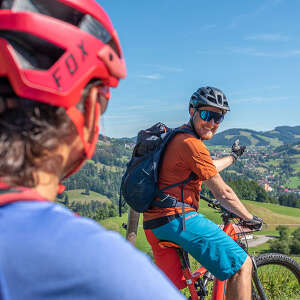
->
[[0, 81, 96, 188]]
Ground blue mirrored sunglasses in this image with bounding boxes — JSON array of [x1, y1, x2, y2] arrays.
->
[[198, 110, 224, 124]]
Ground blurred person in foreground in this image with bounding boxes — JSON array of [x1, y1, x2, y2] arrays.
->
[[0, 1, 185, 299]]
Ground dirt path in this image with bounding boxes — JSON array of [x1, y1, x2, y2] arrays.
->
[[247, 235, 276, 248]]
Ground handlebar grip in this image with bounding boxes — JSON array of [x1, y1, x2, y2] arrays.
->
[[240, 216, 263, 231]]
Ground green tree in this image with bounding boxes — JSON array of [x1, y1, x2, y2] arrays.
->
[[276, 225, 289, 241], [269, 239, 290, 255], [290, 240, 300, 255], [292, 227, 300, 241]]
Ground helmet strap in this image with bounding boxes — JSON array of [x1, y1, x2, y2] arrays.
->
[[189, 110, 201, 139]]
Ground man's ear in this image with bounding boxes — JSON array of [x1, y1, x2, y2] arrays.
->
[[84, 86, 100, 143]]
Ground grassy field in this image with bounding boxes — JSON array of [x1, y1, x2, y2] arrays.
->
[[100, 199, 300, 256], [286, 176, 300, 189], [100, 201, 300, 298], [258, 135, 283, 147], [66, 189, 111, 204], [99, 213, 153, 256], [244, 200, 300, 217]]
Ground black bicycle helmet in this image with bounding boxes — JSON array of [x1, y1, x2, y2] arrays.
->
[[189, 86, 230, 112]]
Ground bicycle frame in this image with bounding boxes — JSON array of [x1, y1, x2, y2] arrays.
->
[[156, 196, 300, 299], [159, 222, 241, 300]]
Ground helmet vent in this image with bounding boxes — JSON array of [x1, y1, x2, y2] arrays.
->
[[2, 0, 84, 25], [0, 0, 11, 9], [79, 15, 111, 43], [0, 77, 15, 96], [217, 95, 222, 104], [207, 95, 217, 104], [208, 89, 215, 96], [1, 0, 121, 58], [79, 14, 120, 57], [0, 30, 65, 70]]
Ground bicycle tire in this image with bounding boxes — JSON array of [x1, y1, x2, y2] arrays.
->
[[252, 253, 300, 300]]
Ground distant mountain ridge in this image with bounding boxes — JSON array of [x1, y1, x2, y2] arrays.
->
[[116, 125, 300, 147], [205, 125, 300, 147]]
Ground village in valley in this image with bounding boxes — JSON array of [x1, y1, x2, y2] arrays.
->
[[210, 143, 300, 196]]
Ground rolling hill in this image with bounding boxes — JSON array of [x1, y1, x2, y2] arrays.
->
[[205, 125, 300, 147], [62, 125, 300, 209], [65, 189, 111, 204]]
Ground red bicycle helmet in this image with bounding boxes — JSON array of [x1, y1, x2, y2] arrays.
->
[[0, 0, 126, 161]]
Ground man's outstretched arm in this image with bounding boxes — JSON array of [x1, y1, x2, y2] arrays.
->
[[213, 139, 246, 172], [204, 173, 252, 220], [213, 155, 235, 172]]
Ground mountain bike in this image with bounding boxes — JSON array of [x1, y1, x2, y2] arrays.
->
[[158, 195, 300, 300]]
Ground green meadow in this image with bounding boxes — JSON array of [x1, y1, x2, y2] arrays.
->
[[100, 199, 300, 256]]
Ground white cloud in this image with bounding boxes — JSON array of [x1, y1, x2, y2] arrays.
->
[[142, 64, 184, 73], [245, 33, 290, 41], [196, 46, 300, 58], [137, 73, 163, 80], [156, 66, 184, 72], [231, 96, 288, 104], [230, 85, 281, 96], [229, 0, 283, 29], [228, 47, 300, 58], [104, 100, 185, 122]]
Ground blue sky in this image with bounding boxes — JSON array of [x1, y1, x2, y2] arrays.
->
[[97, 0, 300, 138]]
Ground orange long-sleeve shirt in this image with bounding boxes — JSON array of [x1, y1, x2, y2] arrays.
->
[[143, 127, 217, 222]]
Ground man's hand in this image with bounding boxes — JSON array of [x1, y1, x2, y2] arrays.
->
[[231, 139, 246, 161], [242, 216, 263, 231]]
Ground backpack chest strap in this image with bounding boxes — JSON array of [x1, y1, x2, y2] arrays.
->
[[152, 197, 195, 209]]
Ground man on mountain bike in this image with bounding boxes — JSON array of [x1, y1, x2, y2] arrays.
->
[[144, 86, 263, 300], [0, 1, 186, 299]]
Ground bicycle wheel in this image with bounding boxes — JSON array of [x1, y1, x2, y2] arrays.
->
[[252, 253, 300, 300]]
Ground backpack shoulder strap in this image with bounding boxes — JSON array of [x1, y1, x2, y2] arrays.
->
[[174, 126, 198, 139]]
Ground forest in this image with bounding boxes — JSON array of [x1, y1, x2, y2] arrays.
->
[[58, 134, 300, 220]]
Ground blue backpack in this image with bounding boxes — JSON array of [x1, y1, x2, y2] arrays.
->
[[119, 123, 198, 220]]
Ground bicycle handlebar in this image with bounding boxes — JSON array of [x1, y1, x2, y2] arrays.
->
[[200, 194, 240, 219], [200, 194, 263, 232]]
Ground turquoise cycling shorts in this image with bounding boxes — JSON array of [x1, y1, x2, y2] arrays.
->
[[151, 211, 248, 282]]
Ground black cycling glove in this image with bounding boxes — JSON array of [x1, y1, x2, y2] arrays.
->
[[231, 139, 246, 161], [242, 216, 263, 231]]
